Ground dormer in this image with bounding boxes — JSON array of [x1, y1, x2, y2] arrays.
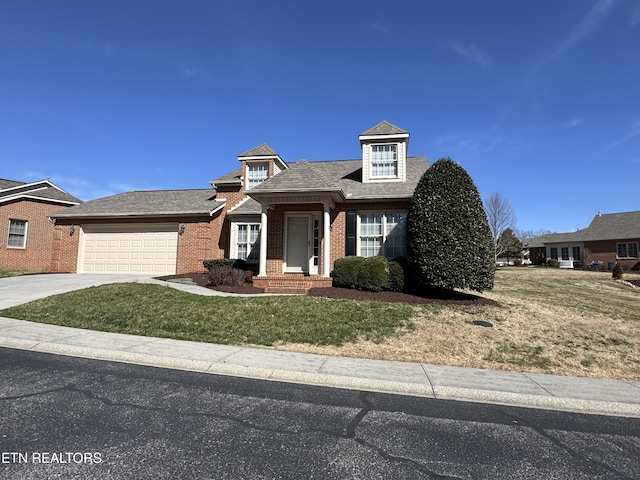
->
[[359, 121, 409, 183], [238, 143, 288, 191]]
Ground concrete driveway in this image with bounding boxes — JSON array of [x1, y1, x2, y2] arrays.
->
[[0, 274, 160, 309]]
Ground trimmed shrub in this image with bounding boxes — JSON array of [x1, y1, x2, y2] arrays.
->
[[387, 261, 404, 292], [357, 256, 389, 292], [612, 262, 624, 280], [332, 256, 365, 289], [202, 258, 248, 270], [547, 258, 559, 268], [207, 264, 246, 286], [406, 158, 494, 293]]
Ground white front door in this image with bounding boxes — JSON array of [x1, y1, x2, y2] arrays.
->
[[285, 216, 309, 273]]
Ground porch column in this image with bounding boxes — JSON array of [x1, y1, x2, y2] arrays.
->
[[258, 204, 268, 276], [323, 202, 331, 278]]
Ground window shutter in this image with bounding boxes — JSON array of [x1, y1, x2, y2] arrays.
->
[[345, 211, 356, 256]]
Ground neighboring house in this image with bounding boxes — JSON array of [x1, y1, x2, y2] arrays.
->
[[49, 121, 430, 291], [0, 178, 82, 271], [528, 211, 640, 271]]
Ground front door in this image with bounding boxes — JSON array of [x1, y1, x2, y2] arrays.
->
[[285, 216, 309, 273]]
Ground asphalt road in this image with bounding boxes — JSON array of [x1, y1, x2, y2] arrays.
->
[[1, 347, 639, 480]]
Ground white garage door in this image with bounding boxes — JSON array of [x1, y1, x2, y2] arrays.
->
[[79, 224, 178, 274]]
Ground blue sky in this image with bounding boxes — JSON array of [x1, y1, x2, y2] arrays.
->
[[1, 0, 639, 233]]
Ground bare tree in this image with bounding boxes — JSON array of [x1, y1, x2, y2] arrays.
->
[[484, 192, 516, 260]]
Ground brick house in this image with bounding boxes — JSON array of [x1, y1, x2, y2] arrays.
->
[[527, 211, 640, 271], [0, 178, 81, 271], [49, 121, 430, 291]]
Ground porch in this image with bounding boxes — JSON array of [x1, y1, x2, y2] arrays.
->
[[253, 273, 333, 294]]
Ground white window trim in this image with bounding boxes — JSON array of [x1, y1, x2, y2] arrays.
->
[[370, 143, 398, 179], [7, 219, 28, 249], [246, 162, 269, 190], [356, 211, 407, 259], [230, 220, 261, 263]]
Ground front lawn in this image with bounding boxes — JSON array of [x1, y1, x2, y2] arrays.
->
[[0, 283, 416, 347]]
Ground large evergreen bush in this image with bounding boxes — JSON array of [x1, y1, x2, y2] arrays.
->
[[406, 158, 495, 292]]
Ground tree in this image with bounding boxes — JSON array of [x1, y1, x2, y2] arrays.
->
[[497, 228, 523, 264], [406, 158, 495, 292], [484, 192, 516, 261]]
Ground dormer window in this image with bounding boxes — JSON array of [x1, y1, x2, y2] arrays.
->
[[371, 144, 398, 177], [247, 163, 268, 190]]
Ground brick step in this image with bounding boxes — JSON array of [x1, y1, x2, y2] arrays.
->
[[264, 287, 309, 294]]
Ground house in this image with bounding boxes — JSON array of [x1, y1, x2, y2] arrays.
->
[[0, 178, 82, 271], [49, 121, 430, 291], [528, 211, 640, 271]]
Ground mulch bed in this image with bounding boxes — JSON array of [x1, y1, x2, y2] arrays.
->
[[156, 272, 499, 306]]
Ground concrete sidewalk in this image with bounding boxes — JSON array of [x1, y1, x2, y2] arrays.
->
[[1, 274, 639, 418]]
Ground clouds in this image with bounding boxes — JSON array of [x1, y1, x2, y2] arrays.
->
[[562, 118, 583, 129], [602, 120, 640, 151], [451, 43, 490, 67]]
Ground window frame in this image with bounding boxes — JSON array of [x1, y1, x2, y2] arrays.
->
[[357, 211, 407, 259], [370, 143, 398, 178], [234, 222, 261, 263], [7, 219, 28, 249], [617, 242, 638, 259], [246, 162, 269, 190]]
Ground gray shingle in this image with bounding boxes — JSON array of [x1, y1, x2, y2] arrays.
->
[[0, 179, 82, 205], [239, 143, 278, 157], [50, 189, 224, 219], [360, 121, 408, 136], [211, 168, 242, 186], [532, 211, 640, 245]]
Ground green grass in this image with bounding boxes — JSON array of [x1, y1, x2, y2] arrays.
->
[[0, 269, 32, 278], [0, 283, 417, 347]]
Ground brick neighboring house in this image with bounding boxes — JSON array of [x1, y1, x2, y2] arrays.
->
[[528, 211, 640, 271], [0, 178, 82, 271], [49, 121, 430, 291]]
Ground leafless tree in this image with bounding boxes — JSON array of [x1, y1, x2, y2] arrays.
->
[[484, 192, 516, 260]]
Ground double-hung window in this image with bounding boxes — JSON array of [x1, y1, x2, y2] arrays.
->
[[236, 224, 261, 261], [359, 213, 406, 259], [572, 246, 581, 261], [246, 163, 268, 190], [617, 242, 638, 259], [7, 220, 27, 248], [371, 144, 398, 177], [550, 247, 558, 259], [561, 247, 569, 261]]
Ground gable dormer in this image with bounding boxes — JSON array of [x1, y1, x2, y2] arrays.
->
[[359, 121, 409, 183], [238, 143, 288, 191]]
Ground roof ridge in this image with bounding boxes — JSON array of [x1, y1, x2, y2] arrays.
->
[[296, 159, 338, 189]]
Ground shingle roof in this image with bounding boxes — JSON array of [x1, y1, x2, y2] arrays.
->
[[531, 211, 640, 245], [239, 143, 278, 157], [226, 197, 262, 215], [0, 179, 82, 205], [211, 168, 242, 186], [360, 121, 408, 136], [248, 157, 429, 200], [49, 189, 225, 219]]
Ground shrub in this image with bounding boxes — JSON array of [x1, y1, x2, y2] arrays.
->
[[202, 258, 248, 270], [357, 256, 389, 292], [547, 258, 559, 268], [332, 257, 365, 288], [387, 261, 404, 292], [406, 158, 494, 293], [513, 258, 522, 266], [612, 262, 624, 280], [207, 264, 247, 286]]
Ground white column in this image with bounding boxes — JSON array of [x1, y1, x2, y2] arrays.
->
[[258, 205, 268, 276], [323, 202, 331, 277]]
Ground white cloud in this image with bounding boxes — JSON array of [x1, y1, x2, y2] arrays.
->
[[369, 22, 391, 35], [451, 43, 490, 67], [182, 67, 202, 79], [602, 120, 640, 151], [562, 118, 583, 128], [540, 0, 618, 67]]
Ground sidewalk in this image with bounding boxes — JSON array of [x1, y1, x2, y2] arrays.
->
[[1, 274, 639, 418]]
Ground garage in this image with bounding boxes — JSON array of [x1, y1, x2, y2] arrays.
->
[[78, 224, 178, 274]]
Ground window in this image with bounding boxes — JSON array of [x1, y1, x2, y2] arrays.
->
[[550, 247, 558, 259], [236, 224, 261, 261], [247, 163, 268, 190], [7, 220, 27, 248], [359, 213, 406, 258], [617, 242, 638, 259], [561, 247, 569, 260], [371, 144, 397, 177], [572, 246, 581, 261]]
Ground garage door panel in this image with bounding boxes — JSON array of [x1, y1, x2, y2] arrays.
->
[[79, 224, 178, 275]]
